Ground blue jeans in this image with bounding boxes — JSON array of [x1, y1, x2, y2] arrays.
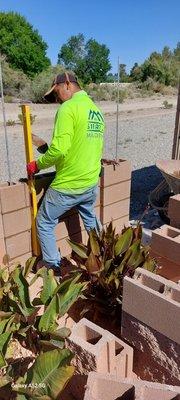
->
[[36, 185, 101, 267]]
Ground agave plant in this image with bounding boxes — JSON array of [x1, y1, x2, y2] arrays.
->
[[68, 222, 157, 319], [0, 260, 86, 399]]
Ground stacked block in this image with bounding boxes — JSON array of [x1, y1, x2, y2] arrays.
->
[[84, 372, 180, 400], [67, 318, 133, 378], [121, 268, 180, 385], [100, 160, 131, 232], [151, 224, 180, 266], [0, 183, 32, 266], [168, 194, 180, 229]]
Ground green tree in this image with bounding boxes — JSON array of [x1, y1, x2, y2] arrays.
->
[[119, 64, 129, 82], [58, 34, 111, 83], [0, 12, 50, 77]]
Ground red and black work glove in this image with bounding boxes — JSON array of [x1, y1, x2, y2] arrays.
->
[[26, 161, 39, 177]]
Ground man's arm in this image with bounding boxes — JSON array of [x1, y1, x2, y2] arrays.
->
[[37, 104, 74, 170]]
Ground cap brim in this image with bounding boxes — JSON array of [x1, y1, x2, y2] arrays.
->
[[44, 84, 56, 103]]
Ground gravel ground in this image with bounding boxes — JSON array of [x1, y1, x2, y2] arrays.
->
[[0, 98, 176, 222]]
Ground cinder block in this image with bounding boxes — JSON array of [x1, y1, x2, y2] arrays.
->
[[102, 199, 130, 224], [101, 180, 131, 207], [104, 216, 130, 235], [68, 318, 133, 378], [55, 219, 69, 241], [2, 208, 31, 238], [121, 268, 180, 345], [101, 160, 131, 188], [84, 372, 135, 400], [5, 231, 32, 260], [0, 213, 4, 239], [0, 182, 30, 214], [56, 237, 71, 257], [150, 250, 180, 283], [0, 237, 6, 265], [151, 224, 180, 265], [122, 378, 180, 400], [168, 194, 180, 229], [10, 252, 32, 267]]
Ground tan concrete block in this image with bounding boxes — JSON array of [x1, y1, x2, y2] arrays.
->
[[104, 216, 130, 235], [0, 237, 6, 265], [84, 372, 135, 400], [168, 194, 180, 229], [101, 160, 131, 187], [150, 250, 180, 283], [69, 318, 133, 379], [151, 225, 180, 265], [122, 268, 180, 344], [0, 213, 4, 239], [5, 231, 32, 260], [2, 208, 31, 238], [122, 378, 180, 400], [68, 319, 116, 375], [102, 199, 130, 224], [10, 252, 32, 266], [56, 237, 71, 258], [102, 180, 131, 206], [55, 220, 69, 240], [0, 182, 30, 213]]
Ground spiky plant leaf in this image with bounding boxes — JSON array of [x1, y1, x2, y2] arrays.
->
[[143, 257, 157, 272], [67, 239, 88, 259], [40, 269, 58, 305], [11, 267, 35, 317], [114, 227, 133, 256], [23, 256, 37, 278], [38, 295, 59, 332], [85, 251, 101, 273], [89, 229, 100, 256]]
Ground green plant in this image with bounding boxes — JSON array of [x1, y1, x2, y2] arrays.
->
[[18, 113, 37, 125], [68, 222, 157, 319], [0, 261, 85, 399], [6, 119, 16, 126], [162, 100, 173, 109]]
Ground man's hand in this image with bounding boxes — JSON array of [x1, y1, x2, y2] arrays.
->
[[26, 161, 39, 177]]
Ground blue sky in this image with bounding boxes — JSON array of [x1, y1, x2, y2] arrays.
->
[[1, 0, 180, 73]]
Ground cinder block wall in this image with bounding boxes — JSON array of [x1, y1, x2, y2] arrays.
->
[[0, 183, 32, 265], [0, 160, 131, 264]]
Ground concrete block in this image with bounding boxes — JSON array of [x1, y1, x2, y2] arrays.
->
[[104, 216, 130, 235], [101, 180, 131, 207], [5, 231, 32, 260], [10, 252, 32, 267], [84, 372, 135, 400], [101, 160, 131, 188], [68, 318, 133, 379], [121, 268, 180, 384], [0, 213, 4, 239], [150, 250, 180, 283], [168, 194, 180, 229], [102, 198, 130, 224], [0, 182, 30, 214], [2, 208, 31, 238], [122, 378, 180, 400], [151, 224, 180, 265], [122, 268, 180, 344], [55, 219, 69, 241], [0, 237, 6, 265]]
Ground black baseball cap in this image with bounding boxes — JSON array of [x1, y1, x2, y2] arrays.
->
[[44, 72, 80, 102]]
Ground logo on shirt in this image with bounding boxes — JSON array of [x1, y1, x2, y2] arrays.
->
[[87, 109, 104, 138]]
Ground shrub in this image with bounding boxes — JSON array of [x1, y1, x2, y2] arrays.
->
[[0, 261, 86, 399], [0, 56, 30, 97], [162, 100, 173, 109], [68, 222, 157, 320], [86, 83, 127, 102]]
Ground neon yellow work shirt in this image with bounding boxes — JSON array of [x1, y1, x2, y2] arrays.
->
[[37, 91, 105, 193]]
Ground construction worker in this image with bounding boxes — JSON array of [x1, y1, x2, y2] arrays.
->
[[27, 72, 105, 274]]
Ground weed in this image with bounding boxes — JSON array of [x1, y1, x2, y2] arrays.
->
[[18, 113, 37, 124], [162, 100, 173, 109], [6, 119, 16, 126]]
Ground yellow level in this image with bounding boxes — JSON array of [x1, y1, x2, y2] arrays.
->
[[21, 104, 40, 256]]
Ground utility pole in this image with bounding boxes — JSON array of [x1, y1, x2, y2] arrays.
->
[[0, 58, 12, 182], [115, 56, 120, 161]]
